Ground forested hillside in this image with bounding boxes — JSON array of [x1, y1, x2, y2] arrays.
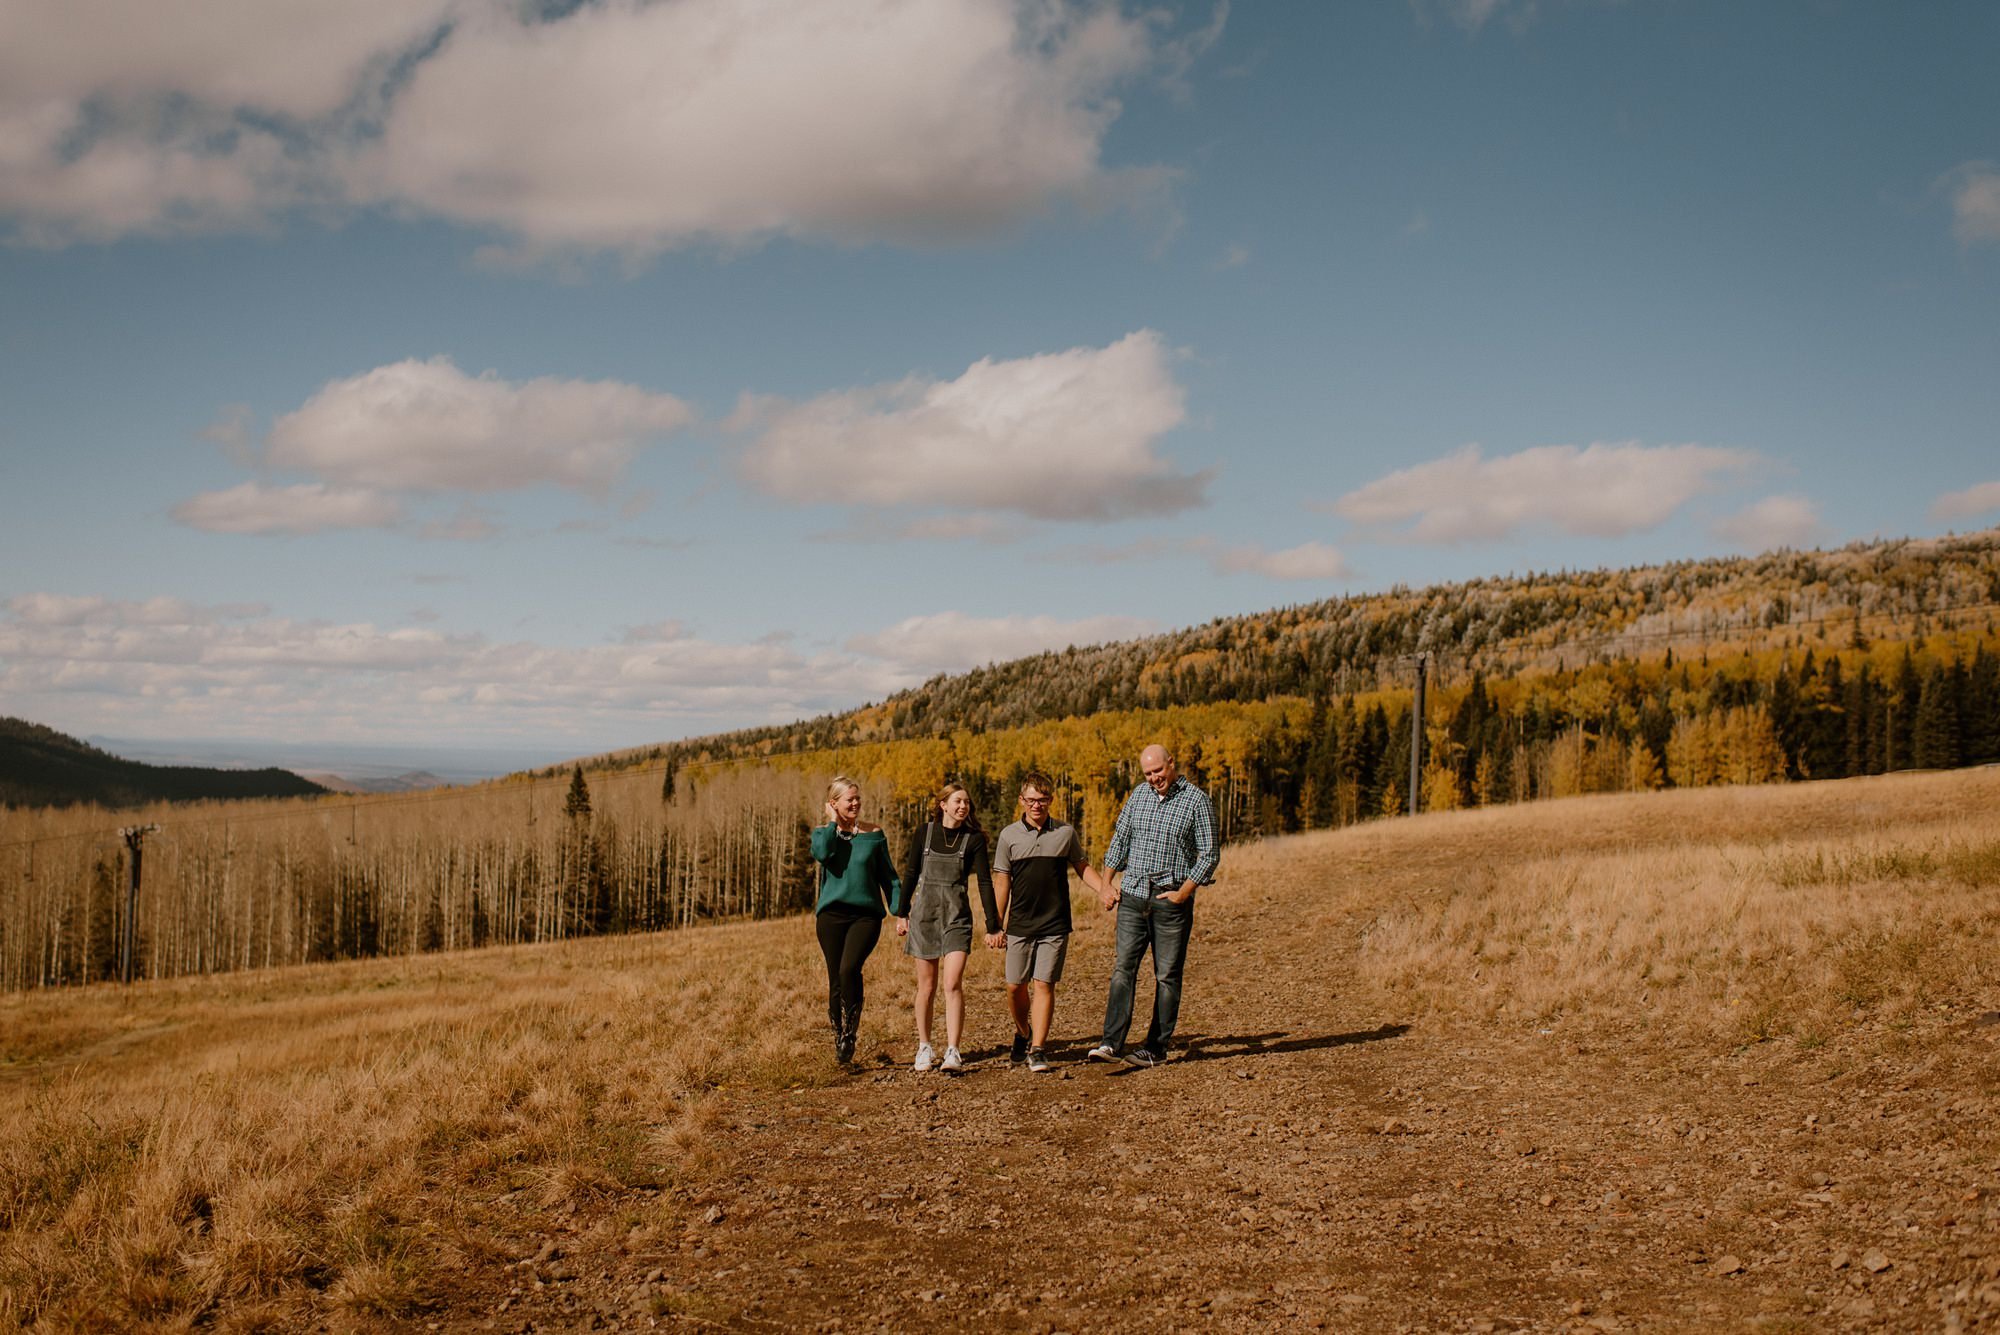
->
[[8, 530, 1999, 991], [635, 529, 2000, 805], [0, 718, 327, 809]]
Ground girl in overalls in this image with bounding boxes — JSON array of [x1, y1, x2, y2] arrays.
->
[[896, 781, 998, 1072]]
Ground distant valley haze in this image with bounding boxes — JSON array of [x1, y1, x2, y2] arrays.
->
[[87, 736, 569, 790]]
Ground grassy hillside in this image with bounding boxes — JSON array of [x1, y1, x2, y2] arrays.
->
[[0, 717, 327, 809], [4, 768, 1996, 1329]]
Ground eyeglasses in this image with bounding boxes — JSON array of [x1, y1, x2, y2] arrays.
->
[[1020, 795, 1050, 806]]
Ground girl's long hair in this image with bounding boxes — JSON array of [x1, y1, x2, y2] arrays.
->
[[932, 780, 981, 835]]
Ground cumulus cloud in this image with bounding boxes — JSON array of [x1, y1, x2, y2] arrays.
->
[[171, 481, 404, 535], [0, 0, 458, 243], [1932, 479, 2000, 522], [1943, 161, 2000, 247], [172, 358, 693, 537], [736, 330, 1205, 521], [2, 0, 1194, 254], [1051, 536, 1350, 581], [1197, 539, 1350, 580], [1709, 494, 1826, 553], [1327, 441, 1758, 544], [0, 593, 1158, 741], [265, 357, 692, 494], [846, 611, 1156, 677]]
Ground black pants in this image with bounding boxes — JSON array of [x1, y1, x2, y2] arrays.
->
[[815, 906, 881, 1033]]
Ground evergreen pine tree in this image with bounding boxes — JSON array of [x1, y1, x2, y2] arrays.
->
[[1966, 644, 2000, 765], [1912, 661, 1961, 769], [1890, 650, 1922, 771], [1304, 693, 1337, 828]]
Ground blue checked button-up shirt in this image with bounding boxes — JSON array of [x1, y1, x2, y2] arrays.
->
[[1103, 776, 1220, 898]]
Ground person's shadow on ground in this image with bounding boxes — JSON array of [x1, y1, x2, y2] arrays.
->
[[1175, 1023, 1411, 1063]]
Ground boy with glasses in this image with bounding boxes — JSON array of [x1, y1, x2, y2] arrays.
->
[[988, 772, 1113, 1071]]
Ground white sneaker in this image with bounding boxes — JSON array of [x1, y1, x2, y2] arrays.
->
[[1086, 1043, 1118, 1062], [913, 1042, 936, 1073], [940, 1046, 964, 1072]]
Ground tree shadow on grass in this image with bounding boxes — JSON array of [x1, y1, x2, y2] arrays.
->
[[1175, 1023, 1411, 1063]]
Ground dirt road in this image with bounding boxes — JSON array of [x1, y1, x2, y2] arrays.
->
[[444, 833, 2000, 1333]]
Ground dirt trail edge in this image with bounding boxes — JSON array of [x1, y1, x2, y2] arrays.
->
[[440, 842, 2000, 1333]]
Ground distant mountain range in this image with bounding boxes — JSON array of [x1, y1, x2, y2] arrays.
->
[[1, 718, 329, 809]]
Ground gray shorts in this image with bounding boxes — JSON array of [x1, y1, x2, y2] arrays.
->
[[1004, 932, 1069, 985]]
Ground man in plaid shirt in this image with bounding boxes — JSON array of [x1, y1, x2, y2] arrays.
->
[[1088, 744, 1220, 1068]]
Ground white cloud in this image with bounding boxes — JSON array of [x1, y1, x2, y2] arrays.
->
[[1199, 539, 1351, 580], [356, 0, 1173, 258], [1944, 161, 2000, 247], [1050, 536, 1349, 581], [0, 593, 882, 741], [736, 330, 1205, 521], [0, 0, 459, 243], [1328, 441, 1758, 543], [171, 481, 404, 535], [265, 357, 692, 494], [1709, 494, 1825, 553], [0, 593, 1159, 743], [2, 0, 1191, 254], [1932, 479, 2000, 522], [846, 611, 1156, 677], [1216, 242, 1251, 269]]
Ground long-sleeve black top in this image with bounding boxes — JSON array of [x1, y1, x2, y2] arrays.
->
[[898, 820, 999, 933]]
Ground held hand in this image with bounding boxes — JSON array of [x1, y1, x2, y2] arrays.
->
[[895, 916, 909, 938], [984, 931, 1005, 950], [1099, 887, 1118, 911]]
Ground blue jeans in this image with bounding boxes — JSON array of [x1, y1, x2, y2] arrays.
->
[[1100, 892, 1193, 1055]]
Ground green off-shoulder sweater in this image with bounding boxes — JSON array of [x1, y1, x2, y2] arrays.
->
[[810, 824, 904, 916]]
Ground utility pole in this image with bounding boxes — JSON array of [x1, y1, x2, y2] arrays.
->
[[1409, 653, 1427, 817], [119, 824, 158, 984]]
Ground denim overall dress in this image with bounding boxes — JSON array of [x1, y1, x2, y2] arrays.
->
[[902, 823, 974, 959]]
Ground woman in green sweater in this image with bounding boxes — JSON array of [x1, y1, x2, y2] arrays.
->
[[812, 775, 904, 1064]]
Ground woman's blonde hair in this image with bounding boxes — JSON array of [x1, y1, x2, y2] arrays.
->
[[825, 775, 860, 805]]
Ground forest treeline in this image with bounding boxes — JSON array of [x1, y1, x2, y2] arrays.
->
[[4, 529, 1999, 991]]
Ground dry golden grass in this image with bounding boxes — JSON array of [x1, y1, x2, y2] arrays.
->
[[1226, 766, 2000, 1050], [0, 918, 855, 1330], [6, 767, 1999, 1329]]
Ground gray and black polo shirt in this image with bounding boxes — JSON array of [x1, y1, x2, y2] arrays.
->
[[992, 817, 1086, 939]]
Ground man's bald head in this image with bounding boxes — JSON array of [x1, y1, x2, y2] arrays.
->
[[1140, 745, 1176, 794]]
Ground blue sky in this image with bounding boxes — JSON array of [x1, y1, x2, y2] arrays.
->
[[2, 0, 1997, 758]]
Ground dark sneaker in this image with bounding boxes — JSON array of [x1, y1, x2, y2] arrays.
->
[[1010, 1033, 1029, 1066], [1122, 1047, 1164, 1068], [1026, 1047, 1051, 1073]]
